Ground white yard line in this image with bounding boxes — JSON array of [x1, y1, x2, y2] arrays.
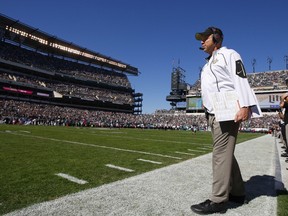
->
[[187, 149, 206, 152], [137, 158, 162, 164], [55, 173, 88, 185], [174, 151, 195, 156], [197, 147, 211, 150], [3, 131, 182, 160], [105, 164, 134, 172], [19, 130, 31, 133]]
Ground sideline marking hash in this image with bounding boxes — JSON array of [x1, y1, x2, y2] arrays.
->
[[137, 158, 162, 164], [105, 164, 134, 172], [55, 173, 88, 184]]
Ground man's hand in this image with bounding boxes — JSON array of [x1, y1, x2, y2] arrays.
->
[[234, 107, 250, 123]]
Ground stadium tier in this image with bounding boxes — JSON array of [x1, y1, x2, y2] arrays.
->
[[0, 13, 142, 114]]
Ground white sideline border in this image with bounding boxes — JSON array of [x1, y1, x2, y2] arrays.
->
[[55, 173, 88, 185]]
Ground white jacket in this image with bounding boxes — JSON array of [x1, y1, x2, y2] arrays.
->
[[201, 46, 258, 114]]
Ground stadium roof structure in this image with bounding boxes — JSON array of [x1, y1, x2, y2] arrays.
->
[[0, 13, 139, 75]]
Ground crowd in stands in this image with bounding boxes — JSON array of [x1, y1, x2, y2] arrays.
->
[[0, 40, 135, 105], [0, 41, 131, 88], [189, 70, 288, 93], [0, 99, 280, 132], [248, 70, 288, 90], [0, 72, 133, 105]]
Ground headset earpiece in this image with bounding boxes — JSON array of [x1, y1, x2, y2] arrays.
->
[[213, 34, 220, 44], [211, 27, 221, 44]]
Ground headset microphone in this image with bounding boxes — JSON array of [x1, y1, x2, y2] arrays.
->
[[199, 47, 204, 50]]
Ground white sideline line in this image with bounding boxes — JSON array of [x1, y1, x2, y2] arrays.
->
[[187, 149, 206, 152], [197, 147, 211, 150], [105, 164, 134, 172], [19, 130, 31, 133], [55, 173, 88, 185], [175, 151, 195, 156], [137, 158, 162, 164], [3, 132, 182, 160]]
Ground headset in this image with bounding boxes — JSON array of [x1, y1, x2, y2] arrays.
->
[[210, 27, 223, 44]]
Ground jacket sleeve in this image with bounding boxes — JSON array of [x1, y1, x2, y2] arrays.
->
[[228, 51, 257, 107]]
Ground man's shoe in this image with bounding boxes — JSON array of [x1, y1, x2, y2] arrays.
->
[[229, 194, 246, 204], [190, 199, 227, 215]]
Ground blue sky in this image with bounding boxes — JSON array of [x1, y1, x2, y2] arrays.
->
[[1, 0, 288, 113]]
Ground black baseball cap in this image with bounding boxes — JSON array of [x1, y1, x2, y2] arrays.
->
[[195, 27, 223, 41]]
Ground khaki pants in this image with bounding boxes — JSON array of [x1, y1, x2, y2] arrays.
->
[[208, 115, 245, 203]]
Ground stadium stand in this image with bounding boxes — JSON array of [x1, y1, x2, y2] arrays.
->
[[189, 70, 288, 93], [0, 13, 142, 115]]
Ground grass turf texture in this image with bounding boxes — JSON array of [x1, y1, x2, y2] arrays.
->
[[277, 190, 288, 216], [0, 125, 263, 214]]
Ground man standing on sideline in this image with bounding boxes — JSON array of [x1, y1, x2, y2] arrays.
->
[[190, 27, 259, 214]]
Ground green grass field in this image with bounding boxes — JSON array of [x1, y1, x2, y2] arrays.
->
[[0, 125, 266, 214]]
